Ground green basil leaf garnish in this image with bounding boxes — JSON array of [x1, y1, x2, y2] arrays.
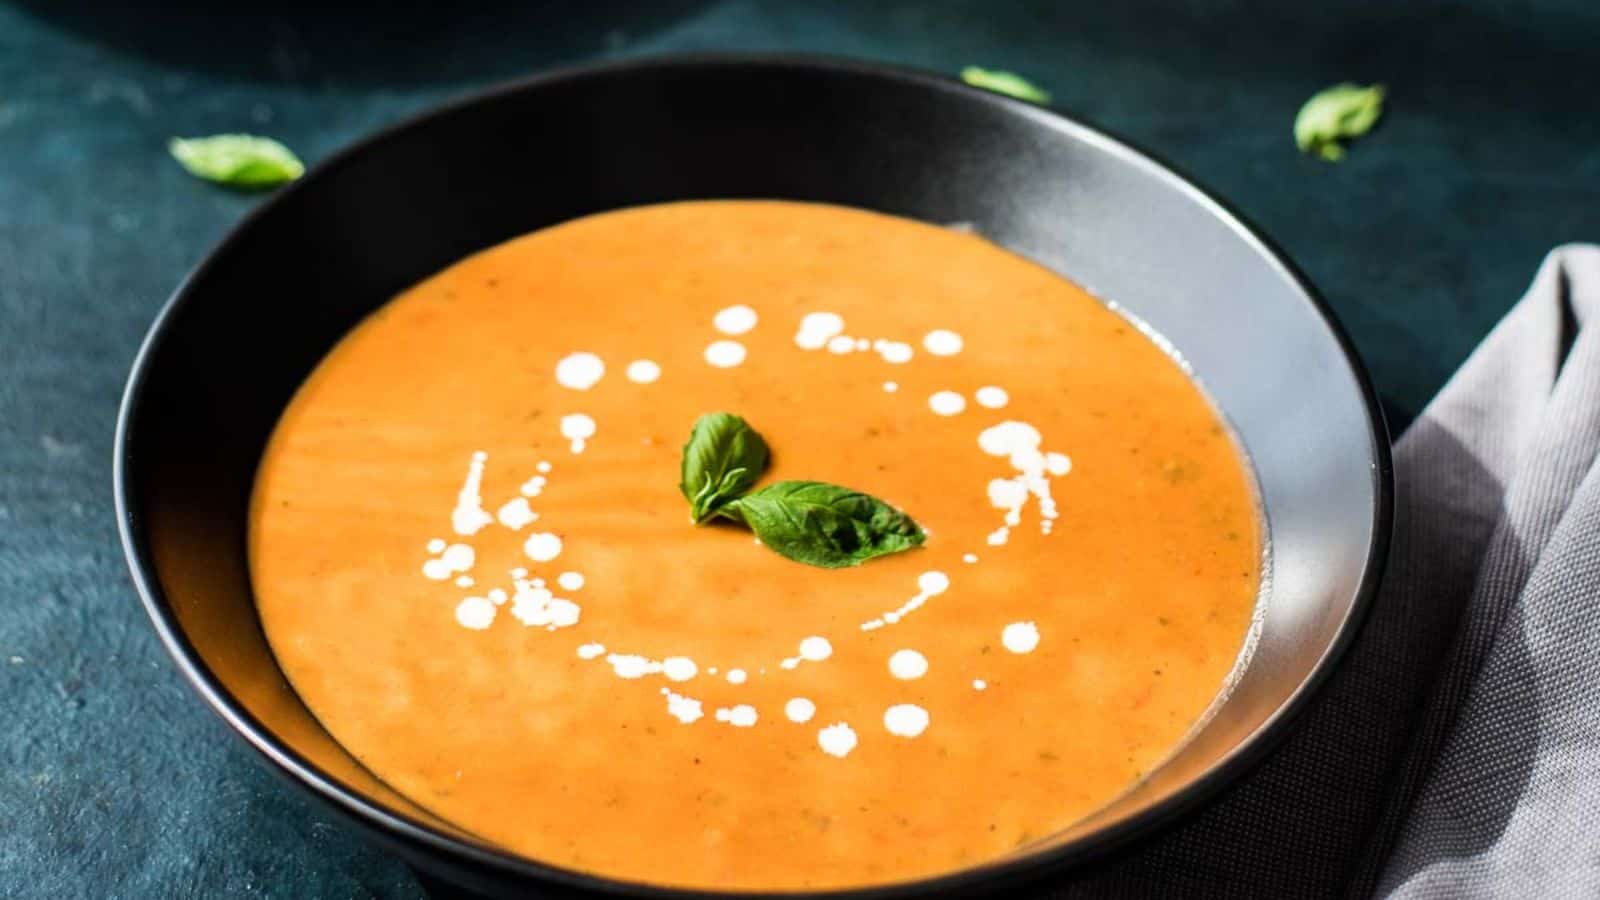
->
[[1294, 83, 1385, 162], [960, 67, 1051, 104], [168, 134, 305, 189], [680, 412, 771, 523], [720, 480, 925, 569]]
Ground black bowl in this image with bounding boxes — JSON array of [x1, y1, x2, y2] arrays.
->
[[115, 55, 1391, 898]]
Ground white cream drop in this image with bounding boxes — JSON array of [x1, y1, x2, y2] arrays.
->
[[978, 420, 1067, 544], [488, 588, 507, 606], [883, 381, 899, 393], [577, 643, 606, 660], [888, 649, 929, 680], [883, 703, 930, 738], [520, 475, 547, 497], [606, 654, 660, 679], [560, 414, 595, 453], [826, 334, 856, 355], [818, 722, 858, 758], [662, 688, 704, 724], [625, 359, 661, 384], [662, 657, 698, 682], [455, 596, 496, 630], [496, 497, 537, 530], [800, 636, 832, 661], [426, 538, 446, 553], [450, 452, 493, 536], [508, 574, 580, 629], [973, 679, 988, 691], [785, 698, 816, 724], [922, 329, 963, 356], [963, 553, 979, 564], [928, 391, 966, 416], [424, 542, 476, 581], [454, 575, 474, 588], [860, 570, 951, 631], [877, 341, 914, 364], [536, 461, 552, 474], [713, 304, 758, 335], [1002, 621, 1041, 654], [795, 312, 845, 350], [715, 705, 759, 727], [726, 669, 748, 685], [704, 340, 747, 368], [557, 571, 585, 591], [975, 386, 1009, 408], [554, 351, 605, 391], [523, 532, 563, 563]]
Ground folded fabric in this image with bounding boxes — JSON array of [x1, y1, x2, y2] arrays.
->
[[1037, 245, 1600, 898]]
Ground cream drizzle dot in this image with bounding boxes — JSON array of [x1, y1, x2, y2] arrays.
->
[[497, 497, 537, 530], [661, 688, 704, 724], [488, 588, 507, 606], [536, 461, 552, 474], [662, 657, 698, 682], [888, 649, 929, 680], [973, 679, 988, 691], [426, 538, 445, 553], [785, 698, 816, 723], [625, 359, 661, 384], [715, 705, 758, 727], [440, 545, 473, 569], [713, 304, 758, 335], [557, 571, 585, 591], [928, 390, 966, 416], [795, 312, 845, 350], [523, 532, 563, 562], [577, 643, 606, 660], [877, 341, 914, 364], [883, 381, 899, 393], [454, 597, 496, 630], [554, 352, 605, 391], [827, 335, 856, 354], [560, 414, 595, 453], [704, 340, 747, 368], [818, 722, 858, 758], [963, 553, 979, 564], [450, 452, 493, 536], [726, 669, 748, 684], [884, 703, 930, 738], [799, 636, 832, 661], [922, 329, 963, 356], [975, 386, 1009, 408], [454, 575, 474, 588], [1002, 621, 1041, 654]]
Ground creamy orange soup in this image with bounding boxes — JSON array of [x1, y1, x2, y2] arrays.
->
[[250, 200, 1261, 890]]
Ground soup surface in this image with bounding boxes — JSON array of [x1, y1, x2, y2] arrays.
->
[[250, 200, 1261, 890]]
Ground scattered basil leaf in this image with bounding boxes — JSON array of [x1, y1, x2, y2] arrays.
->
[[1294, 83, 1386, 162], [960, 66, 1051, 104], [680, 412, 770, 523], [168, 134, 305, 189], [720, 480, 926, 569]]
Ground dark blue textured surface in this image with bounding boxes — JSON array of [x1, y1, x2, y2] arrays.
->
[[2, 2, 1597, 896]]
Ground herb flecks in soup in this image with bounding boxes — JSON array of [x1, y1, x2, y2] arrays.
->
[[250, 200, 1261, 891]]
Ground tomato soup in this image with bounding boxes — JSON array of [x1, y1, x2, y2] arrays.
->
[[250, 201, 1261, 890]]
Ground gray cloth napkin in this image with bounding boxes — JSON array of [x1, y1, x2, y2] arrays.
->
[[1041, 244, 1600, 898]]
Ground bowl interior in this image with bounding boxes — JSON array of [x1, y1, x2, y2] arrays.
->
[[118, 56, 1388, 896]]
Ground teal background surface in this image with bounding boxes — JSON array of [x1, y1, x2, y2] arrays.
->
[[2, 1, 1597, 896]]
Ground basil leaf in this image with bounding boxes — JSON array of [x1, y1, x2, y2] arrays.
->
[[721, 480, 925, 569], [168, 134, 305, 189], [960, 67, 1051, 104], [1294, 83, 1385, 162], [680, 412, 770, 523]]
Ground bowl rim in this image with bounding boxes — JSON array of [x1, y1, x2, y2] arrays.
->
[[113, 51, 1394, 899]]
